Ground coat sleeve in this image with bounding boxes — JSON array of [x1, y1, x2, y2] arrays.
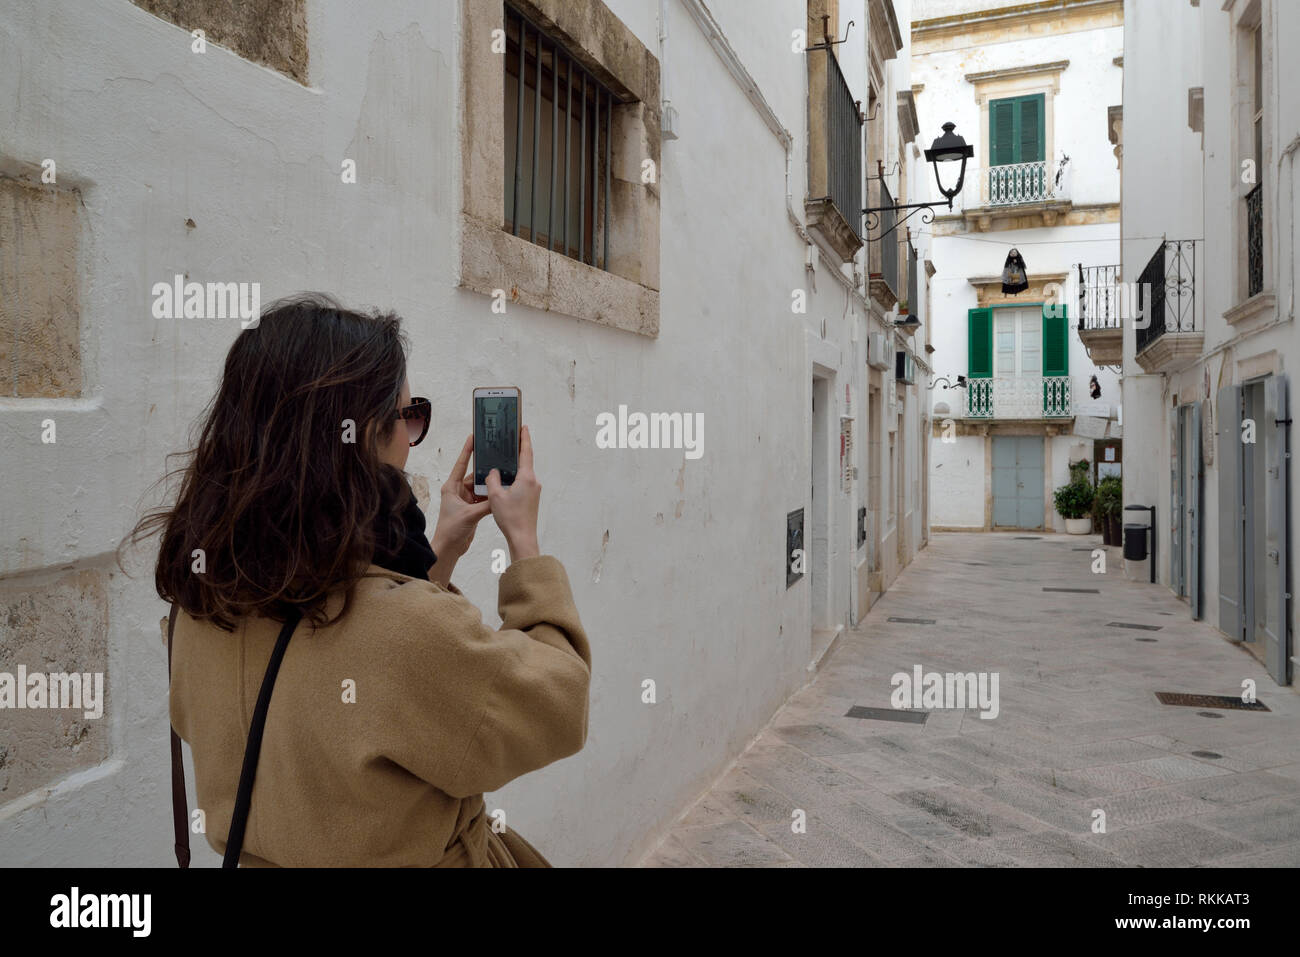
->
[[380, 555, 592, 799]]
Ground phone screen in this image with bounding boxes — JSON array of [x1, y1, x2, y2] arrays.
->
[[474, 394, 519, 487]]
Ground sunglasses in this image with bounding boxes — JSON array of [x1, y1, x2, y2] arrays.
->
[[395, 397, 431, 447]]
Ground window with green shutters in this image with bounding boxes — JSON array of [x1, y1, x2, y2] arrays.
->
[[966, 304, 1070, 417], [967, 307, 993, 417], [1041, 304, 1069, 416], [989, 94, 1045, 166]]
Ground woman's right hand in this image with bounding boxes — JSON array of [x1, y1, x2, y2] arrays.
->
[[486, 424, 540, 562]]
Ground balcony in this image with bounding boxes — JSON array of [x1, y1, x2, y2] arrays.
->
[[1076, 263, 1122, 366], [804, 47, 863, 264], [965, 375, 1073, 420], [1134, 239, 1202, 373], [1247, 184, 1263, 297], [958, 158, 1073, 232], [868, 180, 900, 309]]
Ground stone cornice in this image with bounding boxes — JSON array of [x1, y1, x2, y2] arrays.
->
[[913, 0, 1123, 53], [964, 60, 1070, 86]]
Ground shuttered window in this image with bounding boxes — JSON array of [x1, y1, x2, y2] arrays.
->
[[968, 307, 993, 378], [1041, 303, 1068, 376], [989, 94, 1045, 166]]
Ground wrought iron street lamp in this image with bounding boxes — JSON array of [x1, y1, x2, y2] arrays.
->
[[863, 122, 974, 241]]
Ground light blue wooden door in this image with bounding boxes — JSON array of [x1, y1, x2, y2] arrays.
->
[[992, 436, 1044, 529]]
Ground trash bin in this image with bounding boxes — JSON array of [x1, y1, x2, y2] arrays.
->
[[1123, 523, 1149, 561]]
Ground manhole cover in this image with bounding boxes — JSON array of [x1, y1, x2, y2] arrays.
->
[[845, 706, 928, 724], [1043, 587, 1100, 594], [1156, 692, 1270, 712], [1108, 621, 1163, 631], [887, 617, 936, 625], [1190, 750, 1222, 759]]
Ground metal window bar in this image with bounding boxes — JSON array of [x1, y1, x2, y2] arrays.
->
[[1246, 183, 1263, 297], [1135, 240, 1199, 355], [880, 180, 898, 297], [504, 3, 615, 269], [815, 48, 863, 241], [1077, 264, 1122, 330]]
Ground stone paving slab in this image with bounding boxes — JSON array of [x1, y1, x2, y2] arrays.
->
[[641, 533, 1300, 867]]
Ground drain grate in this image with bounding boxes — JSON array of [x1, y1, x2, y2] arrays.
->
[[1135, 637, 1159, 642], [845, 706, 928, 724], [963, 561, 989, 566], [1043, 587, 1100, 594], [1190, 750, 1222, 759], [887, 617, 936, 625], [1197, 711, 1224, 719], [1108, 621, 1163, 631], [1156, 692, 1270, 712], [1014, 536, 1042, 540], [1071, 547, 1095, 552]]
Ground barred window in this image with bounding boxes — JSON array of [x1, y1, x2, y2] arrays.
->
[[504, 3, 614, 269]]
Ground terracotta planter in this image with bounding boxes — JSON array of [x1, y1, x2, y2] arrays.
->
[[1065, 517, 1092, 535]]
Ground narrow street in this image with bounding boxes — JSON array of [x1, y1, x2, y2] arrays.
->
[[643, 533, 1300, 867]]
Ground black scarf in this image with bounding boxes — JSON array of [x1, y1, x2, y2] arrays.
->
[[373, 477, 437, 580]]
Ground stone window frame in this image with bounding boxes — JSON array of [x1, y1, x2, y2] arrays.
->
[[1225, 0, 1273, 315], [459, 0, 661, 337], [965, 62, 1069, 175]]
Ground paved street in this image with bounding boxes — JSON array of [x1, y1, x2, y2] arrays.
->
[[642, 533, 1300, 867]]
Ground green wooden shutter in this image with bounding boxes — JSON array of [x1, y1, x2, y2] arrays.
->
[[990, 100, 1014, 167], [968, 308, 993, 378], [1018, 95, 1045, 163], [1042, 303, 1068, 376]]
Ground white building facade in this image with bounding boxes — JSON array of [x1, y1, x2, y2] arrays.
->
[[0, 0, 928, 865], [912, 0, 1124, 532], [1120, 0, 1295, 687]]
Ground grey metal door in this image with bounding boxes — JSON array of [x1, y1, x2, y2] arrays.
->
[[992, 435, 1044, 529], [1171, 412, 1184, 595], [1263, 376, 1291, 684], [1218, 385, 1245, 639], [1189, 402, 1203, 619]]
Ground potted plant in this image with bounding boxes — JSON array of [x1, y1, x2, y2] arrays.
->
[[1094, 474, 1123, 545], [897, 299, 909, 315], [1055, 461, 1095, 534]]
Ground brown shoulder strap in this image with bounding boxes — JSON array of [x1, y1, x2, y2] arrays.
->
[[166, 604, 191, 868]]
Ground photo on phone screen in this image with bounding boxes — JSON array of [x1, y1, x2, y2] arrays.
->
[[473, 388, 520, 493]]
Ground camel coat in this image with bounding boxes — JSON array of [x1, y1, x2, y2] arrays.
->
[[167, 554, 591, 867]]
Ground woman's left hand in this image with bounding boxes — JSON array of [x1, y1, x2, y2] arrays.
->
[[428, 435, 492, 585]]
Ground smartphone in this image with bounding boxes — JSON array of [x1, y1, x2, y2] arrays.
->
[[473, 386, 521, 496]]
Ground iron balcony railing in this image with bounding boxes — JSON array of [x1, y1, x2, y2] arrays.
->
[[906, 242, 918, 314], [879, 180, 898, 297], [1077, 264, 1122, 330], [823, 49, 863, 242], [1246, 184, 1263, 297], [1135, 239, 1200, 356], [504, 3, 615, 269], [962, 159, 1070, 208], [966, 375, 1072, 419]]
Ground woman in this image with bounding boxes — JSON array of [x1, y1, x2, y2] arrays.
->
[[125, 293, 591, 867]]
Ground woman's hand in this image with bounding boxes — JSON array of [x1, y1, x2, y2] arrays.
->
[[487, 425, 541, 562], [428, 435, 493, 586]]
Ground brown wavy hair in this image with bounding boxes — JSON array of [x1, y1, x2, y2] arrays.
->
[[122, 293, 413, 630]]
